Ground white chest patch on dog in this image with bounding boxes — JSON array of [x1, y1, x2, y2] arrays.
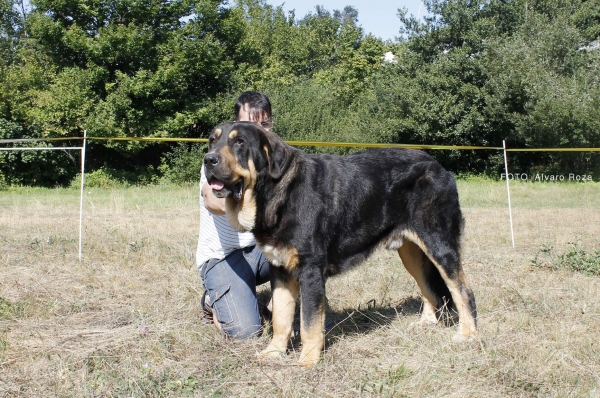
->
[[261, 245, 282, 266], [260, 244, 299, 271], [385, 238, 404, 251]]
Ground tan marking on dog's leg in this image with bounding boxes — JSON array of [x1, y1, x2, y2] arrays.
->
[[445, 270, 478, 341], [398, 240, 439, 324], [259, 276, 299, 359], [298, 301, 325, 367], [401, 230, 477, 340], [434, 267, 475, 339], [425, 263, 477, 340]]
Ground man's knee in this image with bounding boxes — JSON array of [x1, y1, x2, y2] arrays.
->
[[207, 286, 262, 340], [214, 300, 262, 340], [222, 322, 262, 340]]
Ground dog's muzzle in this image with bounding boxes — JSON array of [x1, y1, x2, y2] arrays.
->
[[204, 153, 243, 200], [204, 153, 220, 169]]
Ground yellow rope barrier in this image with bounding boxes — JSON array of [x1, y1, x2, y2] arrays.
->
[[86, 137, 209, 143], [504, 148, 600, 152], [1, 136, 599, 152], [283, 140, 500, 150]]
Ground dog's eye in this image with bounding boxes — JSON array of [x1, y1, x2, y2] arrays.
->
[[209, 136, 216, 146], [234, 138, 244, 146]]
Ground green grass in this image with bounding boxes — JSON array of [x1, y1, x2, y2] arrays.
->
[[3, 178, 598, 212], [457, 179, 600, 208], [0, 184, 198, 219]]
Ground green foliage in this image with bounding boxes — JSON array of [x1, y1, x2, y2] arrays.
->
[[8, 0, 245, 139], [0, 171, 7, 190], [558, 245, 600, 276], [394, 0, 600, 174], [0, 0, 22, 66], [267, 80, 355, 146], [533, 243, 600, 276], [359, 364, 413, 396], [71, 165, 159, 188], [0, 119, 78, 186], [0, 0, 598, 185], [0, 297, 13, 319], [455, 172, 495, 182], [158, 143, 206, 184], [28, 66, 104, 135], [71, 168, 127, 189], [0, 296, 26, 320]]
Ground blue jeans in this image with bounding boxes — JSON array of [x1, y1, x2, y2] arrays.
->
[[200, 246, 271, 340]]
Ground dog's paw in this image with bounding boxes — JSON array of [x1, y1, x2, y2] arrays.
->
[[452, 331, 477, 343], [408, 318, 437, 330], [296, 358, 319, 367], [297, 352, 321, 367], [258, 344, 286, 359]]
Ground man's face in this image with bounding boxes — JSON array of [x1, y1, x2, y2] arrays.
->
[[237, 103, 272, 131]]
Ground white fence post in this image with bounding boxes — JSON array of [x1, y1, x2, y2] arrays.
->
[[78, 130, 87, 261], [503, 140, 515, 248]]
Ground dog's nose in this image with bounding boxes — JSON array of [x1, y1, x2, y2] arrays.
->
[[204, 153, 220, 168]]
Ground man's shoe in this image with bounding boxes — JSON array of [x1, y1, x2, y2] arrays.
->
[[201, 291, 214, 323]]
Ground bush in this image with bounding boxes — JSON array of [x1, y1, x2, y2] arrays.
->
[[72, 163, 162, 187], [0, 170, 7, 190], [532, 242, 600, 276], [556, 244, 600, 276], [455, 173, 495, 182], [158, 143, 206, 185], [71, 168, 129, 188], [0, 119, 78, 187]]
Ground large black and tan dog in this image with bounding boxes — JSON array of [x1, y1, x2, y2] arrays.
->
[[204, 122, 477, 366]]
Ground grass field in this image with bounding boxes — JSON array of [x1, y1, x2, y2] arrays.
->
[[1, 180, 599, 397]]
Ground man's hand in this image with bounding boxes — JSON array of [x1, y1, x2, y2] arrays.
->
[[202, 182, 226, 215]]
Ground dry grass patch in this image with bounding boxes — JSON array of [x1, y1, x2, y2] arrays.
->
[[1, 181, 599, 397]]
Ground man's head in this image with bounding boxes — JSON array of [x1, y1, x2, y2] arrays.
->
[[234, 91, 273, 131]]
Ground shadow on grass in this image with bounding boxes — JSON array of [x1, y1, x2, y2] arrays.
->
[[320, 296, 424, 346], [257, 289, 460, 352], [323, 298, 461, 351]]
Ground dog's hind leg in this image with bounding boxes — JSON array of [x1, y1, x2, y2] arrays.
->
[[298, 266, 326, 366], [439, 267, 477, 341], [418, 235, 477, 341], [260, 266, 299, 359], [398, 240, 450, 324]]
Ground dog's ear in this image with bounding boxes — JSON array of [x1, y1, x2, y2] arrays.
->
[[262, 131, 290, 180]]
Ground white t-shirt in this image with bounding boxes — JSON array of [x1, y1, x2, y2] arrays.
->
[[196, 164, 256, 268]]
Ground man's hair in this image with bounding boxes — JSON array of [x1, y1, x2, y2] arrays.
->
[[234, 91, 272, 122]]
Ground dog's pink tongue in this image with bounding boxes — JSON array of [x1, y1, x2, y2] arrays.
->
[[210, 180, 224, 191]]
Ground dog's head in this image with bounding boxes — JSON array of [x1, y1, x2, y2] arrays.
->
[[204, 122, 291, 230]]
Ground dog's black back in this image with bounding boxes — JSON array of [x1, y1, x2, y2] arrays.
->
[[253, 148, 461, 277]]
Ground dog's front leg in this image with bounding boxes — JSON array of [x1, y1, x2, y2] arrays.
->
[[298, 265, 326, 366], [260, 266, 298, 359]]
